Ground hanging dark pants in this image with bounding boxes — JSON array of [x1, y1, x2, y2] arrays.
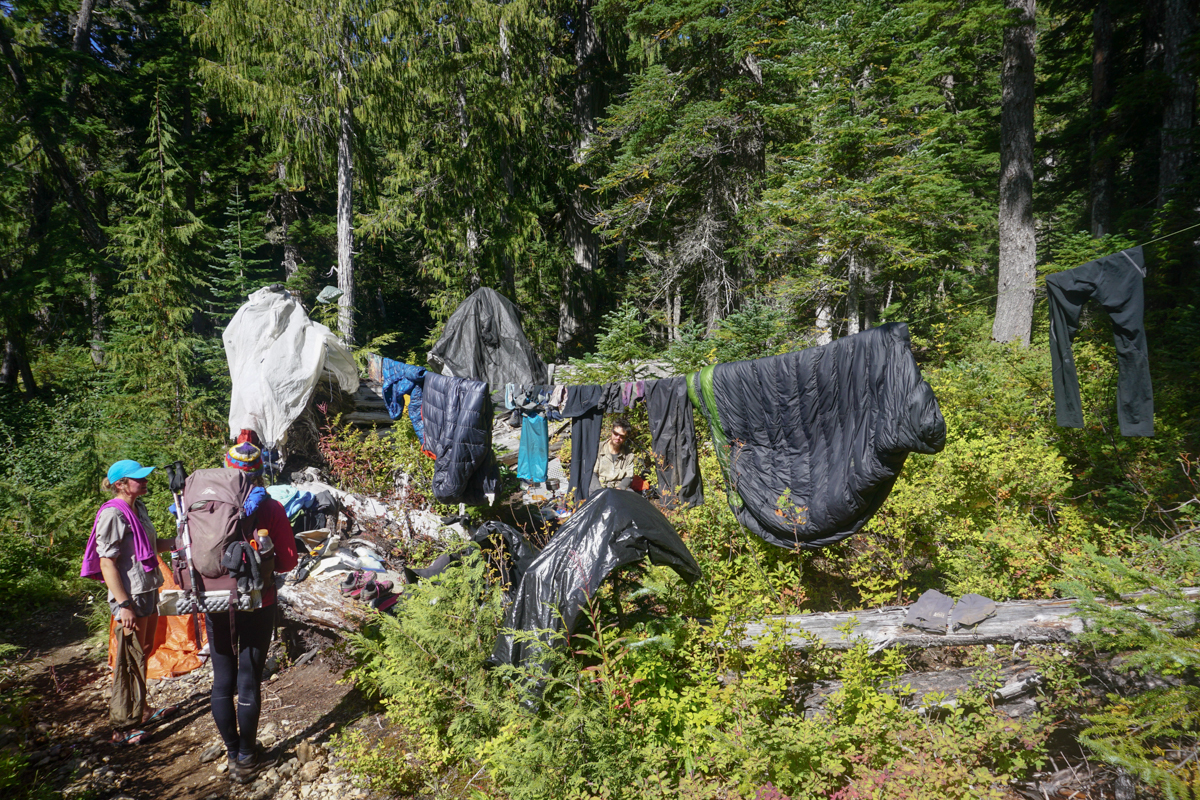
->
[[645, 377, 704, 508], [1045, 246, 1153, 437], [563, 385, 604, 503]]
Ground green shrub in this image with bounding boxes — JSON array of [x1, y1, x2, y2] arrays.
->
[[1059, 535, 1200, 799]]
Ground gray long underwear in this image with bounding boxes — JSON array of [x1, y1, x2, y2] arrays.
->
[[1045, 246, 1153, 437]]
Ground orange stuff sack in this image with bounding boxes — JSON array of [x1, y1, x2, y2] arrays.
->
[[108, 558, 208, 680]]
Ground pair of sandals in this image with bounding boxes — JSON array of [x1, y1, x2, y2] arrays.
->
[[111, 704, 181, 746], [339, 571, 394, 603]]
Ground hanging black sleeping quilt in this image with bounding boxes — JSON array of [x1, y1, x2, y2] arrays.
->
[[689, 322, 945, 550], [422, 372, 500, 504], [489, 489, 702, 669]]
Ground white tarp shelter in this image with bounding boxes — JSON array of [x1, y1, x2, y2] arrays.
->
[[224, 285, 360, 446]]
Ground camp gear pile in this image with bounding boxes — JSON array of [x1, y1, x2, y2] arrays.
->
[[376, 295, 945, 549]]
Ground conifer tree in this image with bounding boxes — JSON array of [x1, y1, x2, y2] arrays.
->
[[106, 83, 210, 436], [362, 0, 569, 334], [186, 0, 409, 346], [209, 185, 271, 326]]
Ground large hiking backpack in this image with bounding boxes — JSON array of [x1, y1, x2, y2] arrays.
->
[[176, 468, 274, 610]]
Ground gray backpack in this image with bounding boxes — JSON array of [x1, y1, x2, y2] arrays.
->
[[177, 469, 273, 603]]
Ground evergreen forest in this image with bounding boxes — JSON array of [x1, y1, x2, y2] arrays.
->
[[3, 0, 1200, 797]]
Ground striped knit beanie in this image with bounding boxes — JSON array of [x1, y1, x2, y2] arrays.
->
[[225, 441, 264, 478]]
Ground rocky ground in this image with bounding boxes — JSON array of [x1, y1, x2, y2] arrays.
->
[[2, 601, 387, 800]]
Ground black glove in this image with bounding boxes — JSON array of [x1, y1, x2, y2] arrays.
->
[[168, 461, 188, 494]]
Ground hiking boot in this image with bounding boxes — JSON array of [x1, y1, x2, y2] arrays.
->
[[230, 747, 278, 784]]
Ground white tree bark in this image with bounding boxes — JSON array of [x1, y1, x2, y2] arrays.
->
[[992, 0, 1036, 346], [846, 251, 863, 336], [277, 162, 302, 280], [335, 35, 355, 346]]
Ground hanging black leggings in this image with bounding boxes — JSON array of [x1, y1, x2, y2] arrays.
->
[[1045, 246, 1153, 437], [205, 607, 273, 759]]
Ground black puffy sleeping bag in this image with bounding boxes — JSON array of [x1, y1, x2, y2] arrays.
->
[[689, 323, 945, 549], [421, 372, 500, 504]]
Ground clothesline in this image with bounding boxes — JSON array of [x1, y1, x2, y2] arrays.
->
[[898, 222, 1199, 329]]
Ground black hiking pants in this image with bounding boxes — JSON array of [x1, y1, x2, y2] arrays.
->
[[205, 607, 273, 760], [1045, 246, 1153, 437]]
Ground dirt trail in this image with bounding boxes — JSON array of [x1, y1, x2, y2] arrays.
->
[[3, 601, 381, 800]]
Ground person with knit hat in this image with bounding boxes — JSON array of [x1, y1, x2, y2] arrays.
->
[[81, 460, 180, 745], [202, 435, 298, 783]]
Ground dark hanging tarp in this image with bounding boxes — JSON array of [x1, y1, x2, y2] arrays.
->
[[489, 489, 702, 669], [689, 322, 945, 550], [427, 287, 548, 389]]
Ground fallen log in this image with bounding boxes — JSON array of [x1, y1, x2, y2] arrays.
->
[[799, 662, 1044, 718], [278, 578, 372, 632], [741, 597, 1083, 651], [741, 587, 1200, 652]]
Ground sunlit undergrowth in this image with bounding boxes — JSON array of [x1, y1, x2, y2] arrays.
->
[[348, 310, 1200, 797], [348, 547, 1052, 799]]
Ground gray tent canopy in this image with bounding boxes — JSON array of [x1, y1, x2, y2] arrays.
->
[[427, 288, 548, 388]]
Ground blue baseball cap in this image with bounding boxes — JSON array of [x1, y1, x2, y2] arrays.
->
[[107, 460, 155, 484]]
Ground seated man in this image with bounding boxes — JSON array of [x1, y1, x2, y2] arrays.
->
[[591, 418, 643, 493]]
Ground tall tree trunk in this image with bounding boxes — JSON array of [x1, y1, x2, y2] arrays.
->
[[0, 327, 37, 394], [1158, 0, 1195, 206], [993, 0, 1037, 346], [61, 0, 96, 108], [1090, 0, 1115, 237], [815, 301, 833, 345], [453, 33, 481, 294], [846, 252, 864, 336], [335, 35, 355, 346], [277, 162, 302, 280], [0, 336, 19, 388], [89, 270, 104, 364], [558, 0, 603, 356], [499, 20, 517, 301]]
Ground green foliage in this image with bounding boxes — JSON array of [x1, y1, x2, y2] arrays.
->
[[349, 474, 1052, 798], [1059, 536, 1200, 798], [568, 302, 655, 383], [208, 185, 272, 326], [333, 729, 423, 795], [317, 415, 436, 503], [106, 82, 214, 438]]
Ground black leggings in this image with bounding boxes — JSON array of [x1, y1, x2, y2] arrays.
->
[[205, 608, 273, 759]]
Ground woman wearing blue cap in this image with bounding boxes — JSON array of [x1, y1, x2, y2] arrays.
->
[[81, 460, 180, 746]]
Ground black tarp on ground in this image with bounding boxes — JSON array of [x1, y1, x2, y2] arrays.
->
[[422, 372, 500, 504], [690, 323, 945, 550], [427, 288, 548, 389], [489, 489, 702, 669], [404, 520, 541, 597]]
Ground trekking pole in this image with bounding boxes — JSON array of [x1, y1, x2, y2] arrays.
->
[[168, 462, 203, 631]]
